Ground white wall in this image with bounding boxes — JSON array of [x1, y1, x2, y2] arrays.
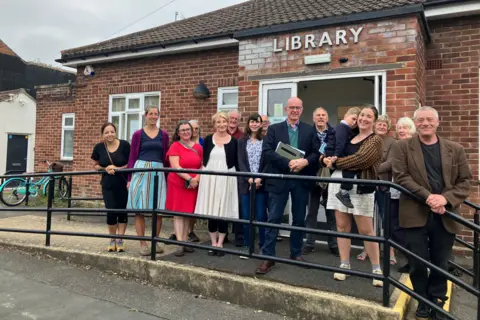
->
[[0, 91, 36, 174], [298, 77, 375, 125]]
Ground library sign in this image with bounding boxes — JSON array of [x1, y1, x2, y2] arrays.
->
[[272, 27, 364, 52]]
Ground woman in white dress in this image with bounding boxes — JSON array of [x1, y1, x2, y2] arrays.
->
[[195, 112, 239, 256]]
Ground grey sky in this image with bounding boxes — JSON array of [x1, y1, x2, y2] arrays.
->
[[0, 0, 247, 68]]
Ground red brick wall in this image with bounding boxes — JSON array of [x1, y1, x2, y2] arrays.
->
[[425, 16, 480, 244], [34, 84, 75, 173], [238, 16, 424, 125], [68, 48, 238, 196]]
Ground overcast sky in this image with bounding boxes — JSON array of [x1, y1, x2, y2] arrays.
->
[[0, 0, 247, 68]]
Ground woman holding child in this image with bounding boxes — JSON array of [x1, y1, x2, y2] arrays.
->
[[323, 105, 384, 287]]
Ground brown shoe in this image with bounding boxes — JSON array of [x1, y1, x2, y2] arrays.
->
[[255, 261, 275, 275], [291, 256, 310, 269]]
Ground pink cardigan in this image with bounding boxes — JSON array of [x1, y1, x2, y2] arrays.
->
[[127, 129, 169, 181]]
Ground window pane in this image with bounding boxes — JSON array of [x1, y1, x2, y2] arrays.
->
[[126, 114, 140, 142], [111, 115, 121, 138], [128, 98, 140, 110], [145, 96, 159, 110], [266, 88, 291, 118], [222, 92, 238, 106], [112, 98, 125, 112], [63, 130, 74, 158], [64, 117, 73, 126]]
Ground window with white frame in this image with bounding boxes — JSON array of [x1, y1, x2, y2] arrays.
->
[[61, 113, 75, 160], [217, 87, 238, 112], [109, 92, 160, 142]]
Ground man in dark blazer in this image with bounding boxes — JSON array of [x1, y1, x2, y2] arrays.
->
[[256, 97, 320, 274], [392, 106, 471, 320]]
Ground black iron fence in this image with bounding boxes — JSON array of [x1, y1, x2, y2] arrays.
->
[[0, 168, 479, 320]]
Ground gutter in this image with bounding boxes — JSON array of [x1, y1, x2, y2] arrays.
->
[[58, 38, 239, 67], [57, 32, 235, 63]]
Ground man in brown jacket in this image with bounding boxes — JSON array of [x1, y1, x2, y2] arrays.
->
[[391, 106, 471, 320]]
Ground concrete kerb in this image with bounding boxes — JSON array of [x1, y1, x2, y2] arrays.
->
[[0, 240, 403, 320]]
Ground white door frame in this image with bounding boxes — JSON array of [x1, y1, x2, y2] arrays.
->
[[258, 70, 387, 115]]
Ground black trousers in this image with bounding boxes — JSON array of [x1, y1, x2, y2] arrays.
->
[[102, 185, 128, 226], [390, 199, 406, 247], [405, 213, 455, 302], [208, 219, 229, 234], [305, 185, 337, 249]]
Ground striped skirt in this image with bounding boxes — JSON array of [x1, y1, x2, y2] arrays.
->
[[127, 160, 167, 211]]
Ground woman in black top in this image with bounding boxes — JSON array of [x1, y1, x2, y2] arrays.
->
[[91, 122, 131, 253]]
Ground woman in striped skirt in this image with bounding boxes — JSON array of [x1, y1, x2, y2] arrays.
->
[[127, 106, 169, 256]]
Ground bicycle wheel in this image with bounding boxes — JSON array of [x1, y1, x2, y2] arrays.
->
[[59, 177, 69, 199], [0, 178, 27, 206]]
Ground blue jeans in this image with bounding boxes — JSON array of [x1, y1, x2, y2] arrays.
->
[[241, 192, 267, 248], [262, 181, 309, 258]]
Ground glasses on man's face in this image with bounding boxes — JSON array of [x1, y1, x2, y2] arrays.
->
[[287, 106, 302, 111], [192, 127, 199, 131], [179, 128, 191, 133]]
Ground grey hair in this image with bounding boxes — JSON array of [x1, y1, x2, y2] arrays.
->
[[189, 119, 199, 125], [396, 117, 416, 135], [227, 110, 240, 117], [313, 107, 328, 115], [413, 106, 439, 120], [376, 114, 392, 131]]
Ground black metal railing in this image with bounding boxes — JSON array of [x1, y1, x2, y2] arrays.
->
[[0, 168, 478, 320]]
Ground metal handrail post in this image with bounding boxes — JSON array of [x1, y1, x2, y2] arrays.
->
[[248, 177, 256, 257], [67, 176, 73, 221], [382, 190, 391, 307], [474, 211, 479, 320], [25, 177, 30, 206], [150, 172, 159, 261], [45, 176, 55, 246]]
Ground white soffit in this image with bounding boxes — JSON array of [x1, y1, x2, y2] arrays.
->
[[425, 1, 480, 20], [61, 38, 239, 67]]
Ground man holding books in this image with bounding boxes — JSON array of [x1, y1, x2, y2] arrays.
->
[[256, 97, 320, 275]]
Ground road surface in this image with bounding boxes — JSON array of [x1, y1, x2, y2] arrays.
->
[[0, 246, 289, 320]]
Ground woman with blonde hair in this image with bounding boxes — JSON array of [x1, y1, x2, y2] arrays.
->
[[195, 112, 239, 256], [127, 106, 169, 256], [189, 119, 204, 147]]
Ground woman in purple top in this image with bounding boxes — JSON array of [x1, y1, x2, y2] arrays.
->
[[127, 106, 169, 256]]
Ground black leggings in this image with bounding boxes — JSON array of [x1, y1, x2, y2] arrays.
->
[[102, 186, 128, 226], [208, 219, 228, 234]]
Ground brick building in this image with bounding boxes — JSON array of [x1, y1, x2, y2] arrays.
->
[[35, 0, 479, 243]]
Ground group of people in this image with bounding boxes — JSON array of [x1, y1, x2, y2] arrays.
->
[[92, 98, 471, 320]]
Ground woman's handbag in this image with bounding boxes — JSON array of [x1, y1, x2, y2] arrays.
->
[[316, 167, 331, 189]]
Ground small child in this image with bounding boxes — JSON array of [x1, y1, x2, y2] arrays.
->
[[326, 107, 361, 209]]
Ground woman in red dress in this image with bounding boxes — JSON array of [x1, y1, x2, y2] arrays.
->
[[166, 120, 203, 256]]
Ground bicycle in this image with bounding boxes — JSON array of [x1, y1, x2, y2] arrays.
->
[[0, 160, 69, 207]]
